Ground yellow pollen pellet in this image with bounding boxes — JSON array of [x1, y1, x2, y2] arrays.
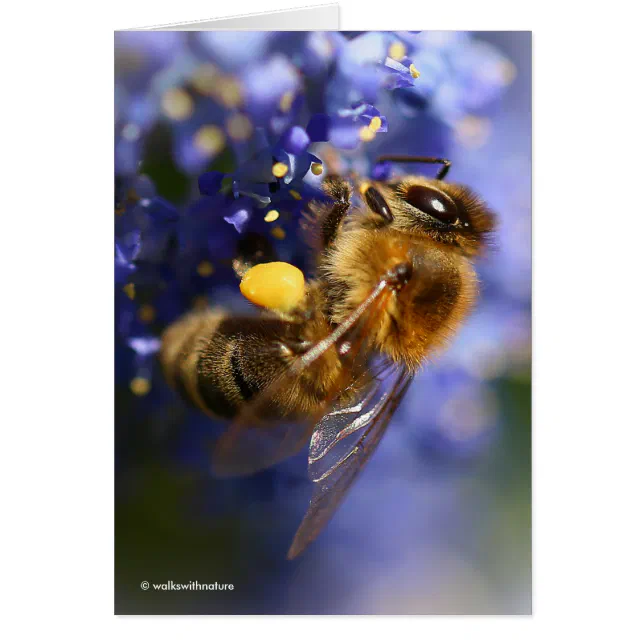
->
[[368, 116, 382, 132], [130, 377, 151, 396], [123, 283, 136, 300], [310, 162, 323, 176], [388, 42, 406, 61], [271, 226, 286, 240], [272, 162, 288, 178], [359, 126, 376, 142], [264, 209, 280, 222], [197, 260, 215, 277], [289, 190, 302, 200], [409, 63, 421, 79], [240, 261, 305, 313]]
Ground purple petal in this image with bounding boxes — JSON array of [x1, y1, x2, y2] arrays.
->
[[280, 126, 311, 156]]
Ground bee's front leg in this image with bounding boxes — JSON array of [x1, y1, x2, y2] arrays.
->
[[311, 175, 353, 248]]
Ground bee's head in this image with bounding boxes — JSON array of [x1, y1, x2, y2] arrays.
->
[[365, 176, 496, 257]]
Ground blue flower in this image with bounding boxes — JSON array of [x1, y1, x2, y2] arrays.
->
[[307, 102, 387, 150]]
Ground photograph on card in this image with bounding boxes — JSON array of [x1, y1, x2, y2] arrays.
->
[[115, 30, 531, 615]]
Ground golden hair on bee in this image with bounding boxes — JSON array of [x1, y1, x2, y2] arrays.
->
[[159, 153, 498, 558], [322, 225, 478, 371]]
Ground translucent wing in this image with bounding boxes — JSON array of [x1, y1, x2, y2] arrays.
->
[[287, 365, 414, 559], [212, 278, 392, 477]]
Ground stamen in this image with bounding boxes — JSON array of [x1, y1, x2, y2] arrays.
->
[[272, 162, 288, 178], [359, 126, 376, 142], [264, 209, 280, 222], [196, 261, 215, 277], [368, 116, 382, 132], [130, 377, 151, 396], [271, 226, 286, 240], [192, 63, 220, 95], [161, 88, 194, 121], [388, 42, 407, 61], [214, 77, 243, 108], [226, 114, 253, 141], [279, 91, 295, 112], [194, 126, 226, 155], [138, 304, 156, 323]]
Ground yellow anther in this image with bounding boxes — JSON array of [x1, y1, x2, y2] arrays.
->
[[279, 91, 295, 112], [194, 126, 226, 155], [499, 60, 517, 85], [359, 126, 376, 142], [161, 88, 194, 121], [240, 261, 305, 313], [226, 113, 253, 141], [455, 115, 492, 149], [289, 190, 302, 200], [368, 116, 382, 132], [196, 260, 215, 277], [192, 63, 220, 95], [271, 226, 286, 240], [123, 283, 135, 300], [214, 77, 243, 108], [264, 209, 280, 222], [130, 377, 151, 396], [310, 162, 323, 176], [192, 295, 209, 310], [409, 63, 421, 79], [388, 42, 406, 61], [138, 304, 156, 324], [272, 162, 289, 178]]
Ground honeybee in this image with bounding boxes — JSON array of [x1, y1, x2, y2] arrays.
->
[[160, 155, 496, 558]]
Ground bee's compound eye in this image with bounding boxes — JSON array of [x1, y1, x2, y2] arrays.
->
[[240, 262, 305, 313], [404, 185, 459, 225]]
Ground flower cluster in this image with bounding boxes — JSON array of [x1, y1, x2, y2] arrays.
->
[[115, 30, 523, 459]]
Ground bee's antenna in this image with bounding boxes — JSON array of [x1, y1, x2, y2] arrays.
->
[[376, 155, 451, 180]]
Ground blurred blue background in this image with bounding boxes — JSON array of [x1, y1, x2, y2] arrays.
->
[[114, 30, 531, 614]]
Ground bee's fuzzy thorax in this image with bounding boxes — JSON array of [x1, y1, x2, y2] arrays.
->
[[322, 227, 478, 371]]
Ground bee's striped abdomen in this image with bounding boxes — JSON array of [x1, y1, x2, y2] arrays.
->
[[159, 309, 239, 418]]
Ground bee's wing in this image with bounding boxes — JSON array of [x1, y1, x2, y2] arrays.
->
[[212, 279, 392, 478], [287, 365, 414, 559]]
